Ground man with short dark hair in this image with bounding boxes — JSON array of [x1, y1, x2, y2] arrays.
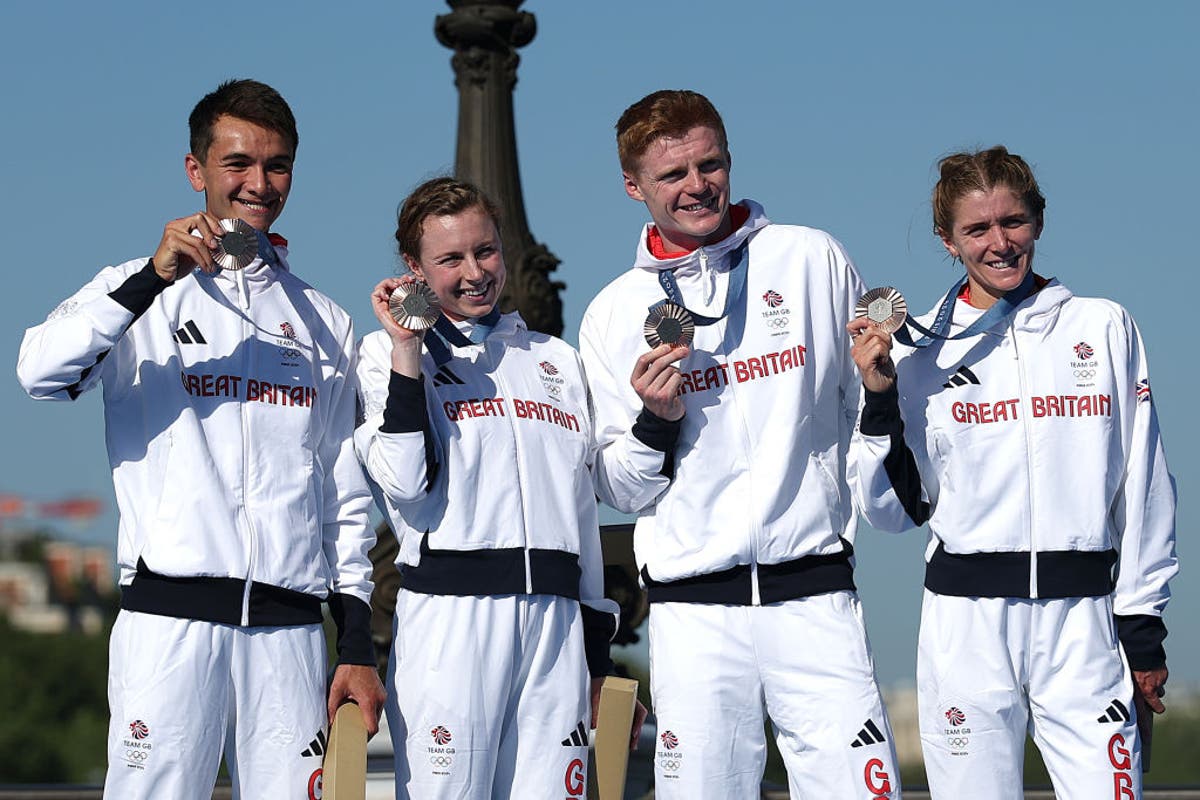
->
[[580, 89, 900, 798], [17, 79, 384, 799]]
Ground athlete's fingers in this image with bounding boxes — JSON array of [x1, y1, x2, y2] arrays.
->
[[193, 213, 223, 249], [153, 222, 214, 281], [632, 343, 687, 382], [1133, 667, 1169, 715], [630, 700, 648, 751], [846, 316, 875, 338], [589, 677, 604, 730]]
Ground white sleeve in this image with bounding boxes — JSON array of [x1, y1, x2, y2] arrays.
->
[[318, 319, 377, 607], [353, 332, 433, 504], [1110, 313, 1177, 619], [848, 379, 933, 534], [576, 357, 620, 675], [579, 297, 678, 513], [17, 260, 167, 400]]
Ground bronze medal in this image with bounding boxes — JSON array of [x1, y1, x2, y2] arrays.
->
[[643, 303, 695, 348], [211, 218, 259, 271], [389, 282, 442, 330]]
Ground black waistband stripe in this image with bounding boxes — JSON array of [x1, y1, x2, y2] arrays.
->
[[400, 536, 583, 600], [642, 539, 856, 605], [924, 543, 1117, 599], [121, 558, 323, 626]]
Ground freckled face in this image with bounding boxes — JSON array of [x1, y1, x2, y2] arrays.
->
[[624, 125, 732, 252], [405, 207, 505, 322], [940, 186, 1043, 309]]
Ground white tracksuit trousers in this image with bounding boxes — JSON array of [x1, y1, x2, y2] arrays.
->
[[918, 592, 1143, 800], [103, 610, 328, 800], [386, 590, 591, 800], [648, 591, 901, 799]]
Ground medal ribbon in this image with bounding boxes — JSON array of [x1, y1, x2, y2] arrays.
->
[[254, 230, 281, 269], [649, 241, 749, 324], [424, 307, 502, 366], [895, 270, 1036, 348]]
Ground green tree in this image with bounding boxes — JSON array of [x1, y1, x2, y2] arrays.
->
[[0, 617, 111, 782]]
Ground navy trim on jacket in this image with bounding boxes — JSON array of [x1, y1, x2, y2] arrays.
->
[[121, 558, 323, 626], [401, 535, 583, 600], [924, 543, 1117, 598], [401, 536, 615, 675], [641, 539, 856, 605], [860, 385, 930, 527]]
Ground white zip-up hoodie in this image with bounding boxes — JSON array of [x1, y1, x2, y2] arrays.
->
[[847, 279, 1177, 664], [580, 200, 866, 597], [355, 315, 619, 674], [17, 246, 375, 650]]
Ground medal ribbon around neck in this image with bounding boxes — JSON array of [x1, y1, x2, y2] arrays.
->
[[254, 230, 281, 269], [423, 307, 502, 366], [894, 269, 1037, 349], [650, 241, 749, 326]]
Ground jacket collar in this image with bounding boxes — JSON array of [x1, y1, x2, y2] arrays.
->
[[632, 199, 770, 275]]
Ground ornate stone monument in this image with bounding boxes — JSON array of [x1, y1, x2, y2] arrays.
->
[[434, 0, 565, 336]]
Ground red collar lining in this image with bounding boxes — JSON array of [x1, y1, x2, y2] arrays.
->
[[646, 204, 750, 260]]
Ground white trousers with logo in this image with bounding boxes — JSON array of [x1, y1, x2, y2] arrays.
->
[[386, 590, 591, 800], [917, 592, 1143, 800], [648, 591, 901, 799], [103, 610, 328, 800]]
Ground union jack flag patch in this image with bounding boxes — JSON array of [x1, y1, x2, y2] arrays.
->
[[1136, 379, 1151, 404]]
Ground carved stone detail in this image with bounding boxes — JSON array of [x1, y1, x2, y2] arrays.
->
[[435, 0, 564, 336]]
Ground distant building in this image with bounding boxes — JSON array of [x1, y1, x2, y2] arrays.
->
[[0, 530, 113, 635]]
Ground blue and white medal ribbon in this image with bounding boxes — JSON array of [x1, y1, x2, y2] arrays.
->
[[893, 270, 1037, 349], [424, 307, 502, 366], [644, 241, 749, 349]]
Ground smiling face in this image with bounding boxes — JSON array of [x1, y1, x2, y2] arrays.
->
[[185, 115, 293, 232], [940, 186, 1043, 309], [405, 206, 505, 321], [623, 125, 732, 253]]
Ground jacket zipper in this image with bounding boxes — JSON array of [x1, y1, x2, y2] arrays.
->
[[703, 246, 762, 605], [238, 273, 258, 624], [488, 336, 534, 594], [1010, 322, 1039, 598]]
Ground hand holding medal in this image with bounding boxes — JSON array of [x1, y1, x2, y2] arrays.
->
[[388, 281, 442, 331], [849, 287, 905, 394], [370, 276, 438, 379]]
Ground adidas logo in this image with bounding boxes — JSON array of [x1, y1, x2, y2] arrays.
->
[[561, 720, 588, 747], [942, 365, 980, 389], [1097, 699, 1130, 724], [850, 719, 887, 748], [432, 366, 464, 387], [301, 729, 327, 758], [173, 320, 207, 345]]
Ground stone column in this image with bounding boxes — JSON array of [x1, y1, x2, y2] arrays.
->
[[435, 0, 564, 336]]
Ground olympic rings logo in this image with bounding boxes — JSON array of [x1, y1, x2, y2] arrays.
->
[[430, 756, 453, 767], [659, 759, 681, 771], [767, 318, 788, 328], [1074, 369, 1096, 379], [125, 750, 148, 761], [947, 737, 969, 748]]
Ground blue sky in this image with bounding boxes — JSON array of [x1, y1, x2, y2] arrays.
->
[[1, 1, 1195, 685]]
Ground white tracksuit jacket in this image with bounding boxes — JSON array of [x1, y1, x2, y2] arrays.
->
[[848, 279, 1177, 667], [17, 246, 376, 660], [355, 316, 619, 674], [579, 200, 867, 604]]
